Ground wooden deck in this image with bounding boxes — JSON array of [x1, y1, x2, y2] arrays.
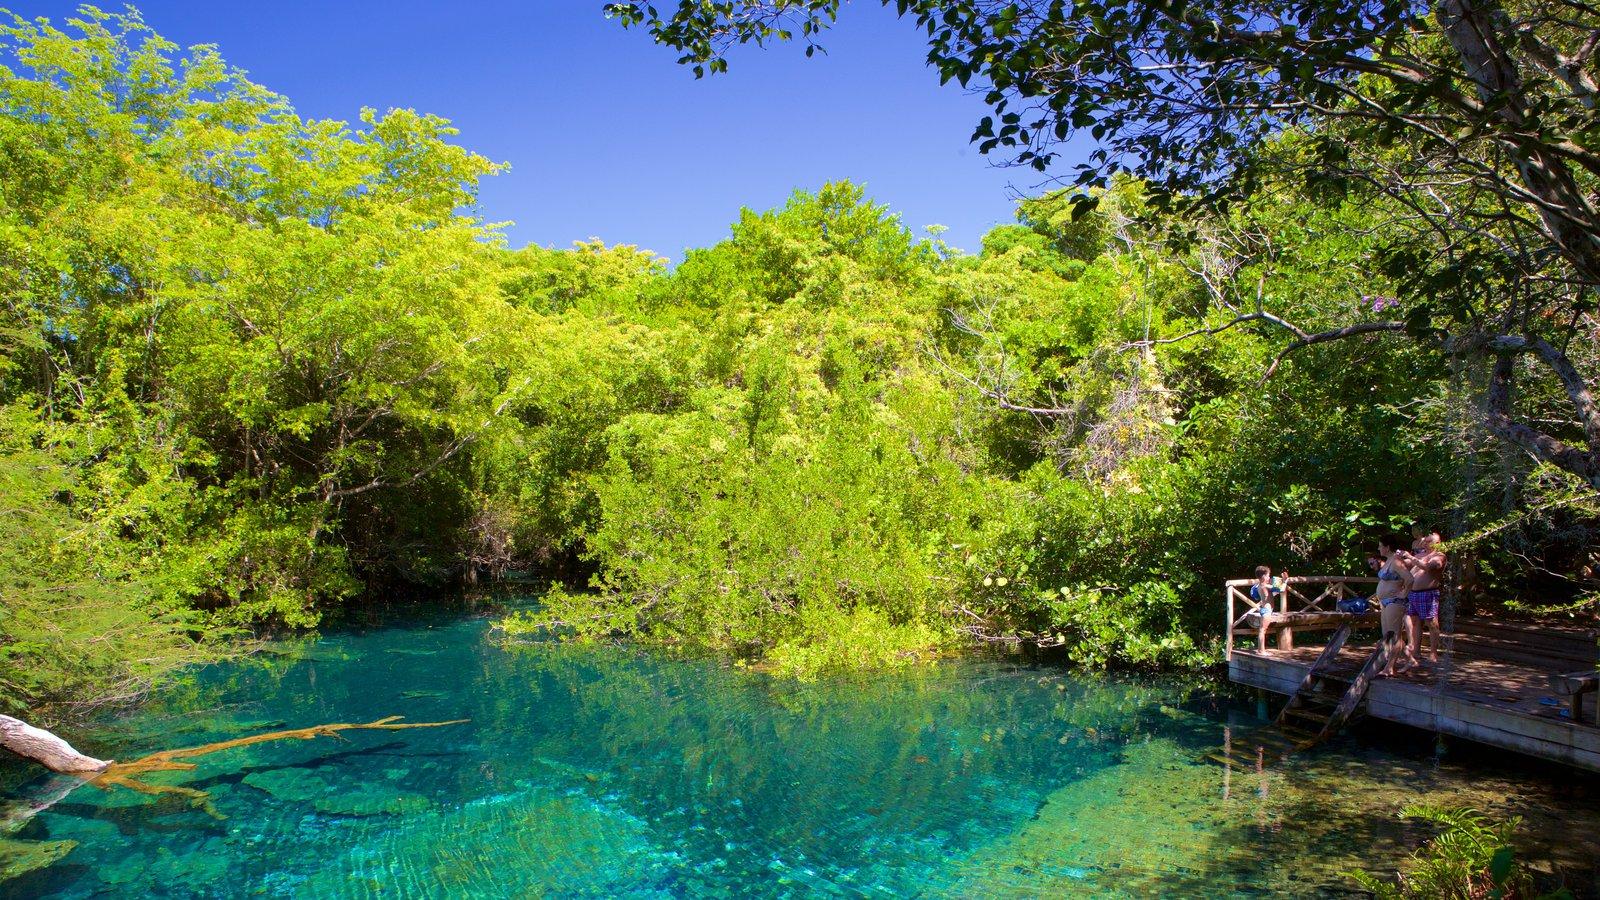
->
[[1222, 575, 1600, 772], [1231, 640, 1600, 772]]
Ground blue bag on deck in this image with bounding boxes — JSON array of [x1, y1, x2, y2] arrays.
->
[[1336, 597, 1371, 614]]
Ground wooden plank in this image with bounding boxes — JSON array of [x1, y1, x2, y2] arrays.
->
[[1291, 623, 1351, 699], [1237, 621, 1364, 637], [1450, 630, 1593, 659], [1322, 661, 1600, 752], [1230, 646, 1600, 769], [1454, 618, 1598, 643], [1319, 643, 1389, 741], [1229, 654, 1311, 695], [1362, 695, 1600, 773], [1451, 626, 1594, 652], [1452, 638, 1594, 663], [1450, 638, 1592, 671], [1224, 576, 1380, 587], [1358, 670, 1600, 754], [1252, 611, 1381, 630], [1283, 707, 1332, 725], [1433, 695, 1600, 754]]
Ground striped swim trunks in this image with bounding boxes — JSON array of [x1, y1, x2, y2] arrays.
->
[[1407, 588, 1440, 620]]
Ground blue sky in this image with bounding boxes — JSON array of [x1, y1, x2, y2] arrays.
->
[[14, 1, 1062, 261]]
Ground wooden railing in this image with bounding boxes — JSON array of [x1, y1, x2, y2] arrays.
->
[[1224, 576, 1378, 660]]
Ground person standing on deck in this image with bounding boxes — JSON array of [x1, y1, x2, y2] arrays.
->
[[1401, 529, 1447, 666], [1248, 566, 1291, 618], [1375, 536, 1416, 677], [1249, 566, 1275, 619]]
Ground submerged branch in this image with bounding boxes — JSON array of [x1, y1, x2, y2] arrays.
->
[[0, 714, 468, 823]]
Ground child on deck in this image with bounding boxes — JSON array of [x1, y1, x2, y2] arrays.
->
[[1249, 566, 1287, 618]]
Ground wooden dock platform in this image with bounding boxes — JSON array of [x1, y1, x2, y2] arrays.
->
[[1223, 576, 1600, 772]]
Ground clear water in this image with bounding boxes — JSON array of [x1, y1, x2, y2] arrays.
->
[[4, 605, 1598, 897]]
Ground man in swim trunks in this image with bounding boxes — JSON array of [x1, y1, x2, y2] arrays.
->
[[1401, 529, 1446, 665]]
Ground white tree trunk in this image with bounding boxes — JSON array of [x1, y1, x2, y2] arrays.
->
[[0, 715, 109, 774]]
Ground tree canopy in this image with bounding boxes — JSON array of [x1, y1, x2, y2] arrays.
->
[[0, 7, 1594, 717], [607, 0, 1600, 489]]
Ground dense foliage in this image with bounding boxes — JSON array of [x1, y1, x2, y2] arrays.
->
[[613, 0, 1600, 489], [1, 9, 1594, 716]]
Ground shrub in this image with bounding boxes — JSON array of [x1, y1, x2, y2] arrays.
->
[[1349, 805, 1569, 900]]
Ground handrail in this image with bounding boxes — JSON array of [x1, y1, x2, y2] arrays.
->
[[1221, 576, 1379, 587], [1224, 575, 1379, 659]]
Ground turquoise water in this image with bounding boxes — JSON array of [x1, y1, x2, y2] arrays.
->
[[4, 606, 1598, 897]]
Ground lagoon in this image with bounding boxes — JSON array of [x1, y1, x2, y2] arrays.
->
[[5, 605, 1598, 897]]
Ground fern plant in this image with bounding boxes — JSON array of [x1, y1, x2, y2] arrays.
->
[[1350, 805, 1571, 899]]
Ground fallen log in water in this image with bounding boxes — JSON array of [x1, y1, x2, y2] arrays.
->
[[0, 713, 468, 822], [0, 716, 110, 775]]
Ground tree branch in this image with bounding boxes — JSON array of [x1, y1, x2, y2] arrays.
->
[[1259, 321, 1410, 380], [1483, 352, 1600, 486]]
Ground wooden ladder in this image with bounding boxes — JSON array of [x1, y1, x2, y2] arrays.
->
[[1207, 624, 1391, 768]]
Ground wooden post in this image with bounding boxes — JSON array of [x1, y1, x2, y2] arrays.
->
[[1226, 585, 1235, 661], [1277, 586, 1293, 650]]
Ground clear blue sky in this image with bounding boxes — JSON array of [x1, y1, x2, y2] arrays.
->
[[14, 1, 1064, 261]]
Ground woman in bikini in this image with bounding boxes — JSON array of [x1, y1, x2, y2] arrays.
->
[[1375, 535, 1416, 677]]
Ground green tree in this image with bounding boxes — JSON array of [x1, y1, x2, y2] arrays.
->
[[607, 0, 1600, 488]]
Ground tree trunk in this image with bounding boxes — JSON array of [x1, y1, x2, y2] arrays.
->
[[0, 715, 109, 775]]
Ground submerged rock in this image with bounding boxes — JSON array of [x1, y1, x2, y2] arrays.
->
[[297, 786, 674, 896], [0, 837, 76, 882], [241, 768, 431, 816], [241, 768, 324, 804], [943, 739, 1254, 896]]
